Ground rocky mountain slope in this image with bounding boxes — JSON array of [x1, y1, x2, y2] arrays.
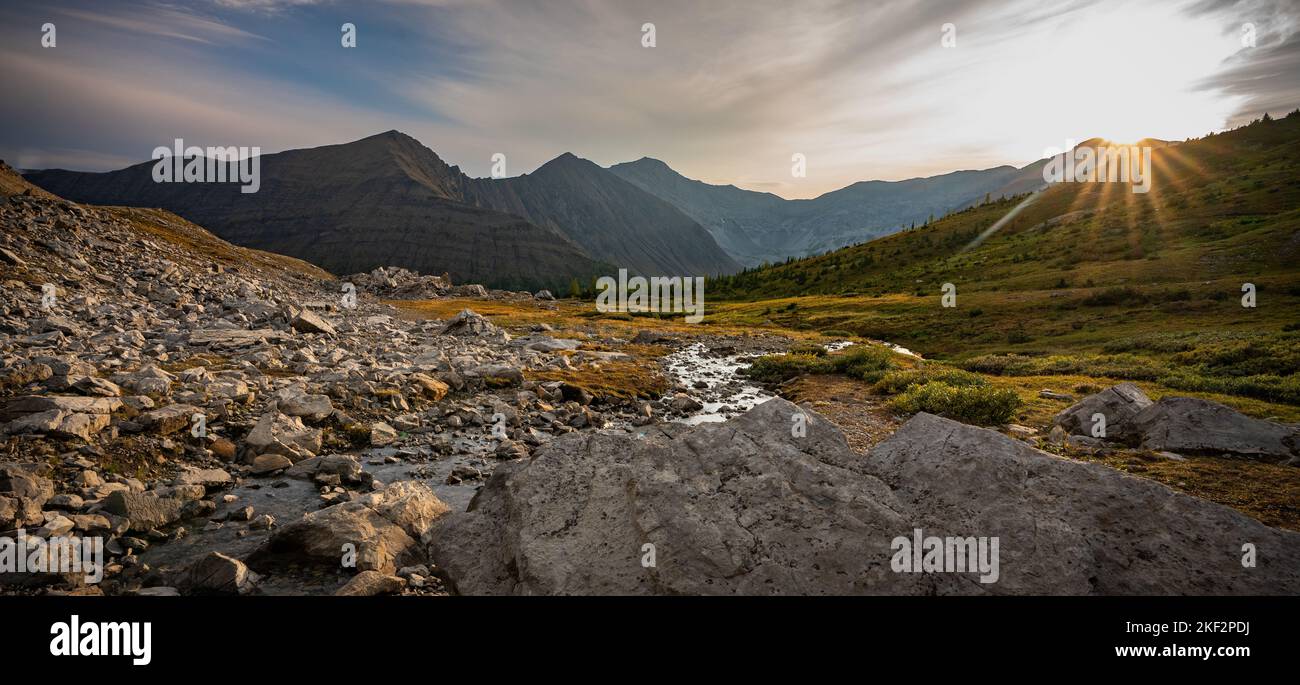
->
[[0, 163, 690, 595]]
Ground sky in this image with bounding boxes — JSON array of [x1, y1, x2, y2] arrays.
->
[[1, 0, 1297, 199]]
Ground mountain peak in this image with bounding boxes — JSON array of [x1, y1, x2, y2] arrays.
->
[[536, 151, 597, 173]]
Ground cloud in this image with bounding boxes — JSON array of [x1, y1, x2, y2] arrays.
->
[[1186, 0, 1300, 124], [3, 0, 1298, 197], [54, 4, 269, 44]]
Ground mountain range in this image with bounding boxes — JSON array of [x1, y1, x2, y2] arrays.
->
[[610, 156, 1049, 266], [25, 130, 1148, 287]]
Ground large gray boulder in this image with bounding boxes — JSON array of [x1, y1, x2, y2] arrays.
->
[[1130, 397, 1299, 463], [432, 398, 920, 596], [1052, 382, 1152, 441], [431, 399, 1300, 596], [864, 413, 1300, 594]]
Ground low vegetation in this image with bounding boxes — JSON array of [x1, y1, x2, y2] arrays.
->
[[887, 381, 1023, 426]]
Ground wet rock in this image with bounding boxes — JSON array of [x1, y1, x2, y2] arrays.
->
[[186, 552, 260, 595], [250, 454, 293, 475], [285, 454, 364, 483], [172, 467, 232, 489], [255, 481, 449, 574], [669, 393, 703, 412], [334, 570, 406, 596], [370, 422, 398, 446]]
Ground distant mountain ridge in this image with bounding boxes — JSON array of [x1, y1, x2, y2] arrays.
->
[[461, 153, 739, 277], [24, 131, 741, 289], [609, 156, 1050, 266]]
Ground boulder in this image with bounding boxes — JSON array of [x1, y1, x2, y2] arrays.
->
[[290, 309, 336, 336], [439, 309, 508, 342], [255, 481, 449, 574], [1130, 397, 1299, 462], [334, 570, 406, 596], [51, 412, 111, 441], [285, 454, 364, 483], [103, 490, 185, 532], [863, 412, 1300, 594], [277, 391, 333, 420], [409, 373, 450, 401], [370, 421, 398, 446], [186, 552, 260, 595], [431, 399, 1300, 595], [1, 395, 122, 422], [2, 409, 66, 434], [138, 404, 200, 435], [250, 454, 293, 475], [431, 399, 920, 595], [1051, 382, 1151, 441], [243, 411, 322, 461]]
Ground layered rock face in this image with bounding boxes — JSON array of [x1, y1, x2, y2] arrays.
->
[[432, 399, 1300, 595]]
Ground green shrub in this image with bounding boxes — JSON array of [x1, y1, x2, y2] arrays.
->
[[745, 353, 824, 383], [823, 345, 898, 381], [873, 367, 987, 395], [745, 345, 898, 384], [889, 381, 1022, 425]]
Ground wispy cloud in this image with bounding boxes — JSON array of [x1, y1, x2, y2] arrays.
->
[[2, 0, 1297, 197], [55, 4, 269, 44]]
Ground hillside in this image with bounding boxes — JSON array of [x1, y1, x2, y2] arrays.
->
[[707, 112, 1300, 407]]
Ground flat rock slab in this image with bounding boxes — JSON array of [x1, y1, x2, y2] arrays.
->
[[188, 329, 289, 349], [1131, 397, 1298, 461], [432, 399, 1300, 596], [1, 395, 123, 422]]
